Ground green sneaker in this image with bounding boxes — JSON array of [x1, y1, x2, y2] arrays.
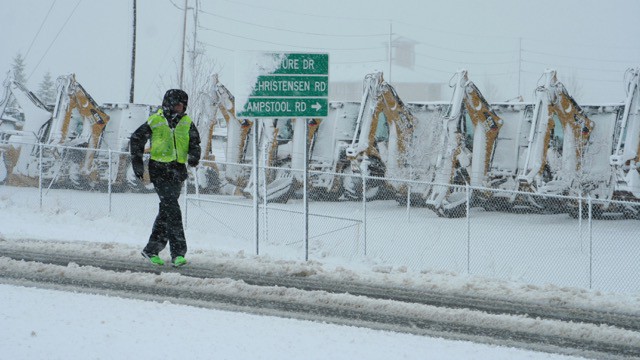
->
[[142, 251, 164, 266], [172, 256, 187, 267]]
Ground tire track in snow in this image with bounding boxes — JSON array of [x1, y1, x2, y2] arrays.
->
[[1, 246, 639, 359]]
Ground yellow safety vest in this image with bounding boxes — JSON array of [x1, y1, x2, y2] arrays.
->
[[147, 109, 192, 163]]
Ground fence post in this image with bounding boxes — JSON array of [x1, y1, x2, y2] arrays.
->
[[194, 167, 200, 197], [252, 121, 259, 256], [587, 195, 593, 289], [108, 149, 112, 215], [406, 168, 412, 222], [362, 173, 367, 257], [579, 191, 583, 252], [183, 181, 188, 230], [466, 183, 471, 274], [406, 182, 411, 221], [303, 120, 309, 262], [262, 144, 268, 247], [38, 143, 43, 210]]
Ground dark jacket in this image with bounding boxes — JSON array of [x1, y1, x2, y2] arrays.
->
[[129, 114, 201, 184]]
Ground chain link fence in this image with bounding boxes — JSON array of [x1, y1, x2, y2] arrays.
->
[[1, 142, 639, 294]]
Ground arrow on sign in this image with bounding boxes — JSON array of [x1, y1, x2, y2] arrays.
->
[[312, 102, 322, 111]]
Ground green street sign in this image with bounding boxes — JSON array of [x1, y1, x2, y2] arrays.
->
[[252, 75, 328, 97], [239, 53, 329, 118], [269, 53, 329, 75], [239, 98, 328, 118]]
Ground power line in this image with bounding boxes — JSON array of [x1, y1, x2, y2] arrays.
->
[[415, 64, 464, 75], [202, 0, 638, 59], [416, 41, 518, 55], [25, 0, 57, 60], [210, 0, 388, 22], [198, 9, 388, 38], [523, 36, 640, 52], [393, 19, 517, 41], [522, 49, 638, 64], [521, 60, 628, 73], [168, 0, 184, 10], [199, 40, 235, 52], [198, 25, 384, 51], [414, 51, 518, 65], [520, 69, 622, 83], [415, 64, 516, 77], [28, 0, 83, 81], [333, 59, 387, 64]]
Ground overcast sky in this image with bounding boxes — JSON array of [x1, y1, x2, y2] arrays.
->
[[1, 0, 639, 105]]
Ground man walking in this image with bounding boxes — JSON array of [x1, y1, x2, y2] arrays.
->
[[130, 89, 201, 266]]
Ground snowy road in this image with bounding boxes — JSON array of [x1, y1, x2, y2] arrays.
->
[[1, 240, 639, 359]]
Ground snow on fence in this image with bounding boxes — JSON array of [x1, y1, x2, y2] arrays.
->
[[1, 142, 639, 294]]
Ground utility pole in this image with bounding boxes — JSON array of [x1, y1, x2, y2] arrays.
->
[[129, 0, 136, 103], [388, 20, 392, 83], [192, 0, 198, 64], [518, 37, 522, 98], [179, 0, 188, 89]]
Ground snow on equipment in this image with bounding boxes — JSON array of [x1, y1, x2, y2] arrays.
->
[[344, 71, 415, 201], [0, 70, 53, 185], [422, 69, 503, 217]]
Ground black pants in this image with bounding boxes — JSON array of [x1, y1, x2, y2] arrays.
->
[[143, 180, 187, 259]]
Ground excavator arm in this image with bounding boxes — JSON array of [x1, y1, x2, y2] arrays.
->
[[518, 70, 594, 194], [611, 67, 640, 168], [344, 71, 415, 200], [464, 81, 503, 185], [0, 71, 53, 185], [346, 72, 415, 179], [550, 83, 594, 171], [346, 72, 386, 172], [210, 75, 253, 193], [0, 70, 52, 136], [426, 69, 502, 216], [49, 74, 110, 181], [610, 67, 640, 200], [50, 74, 109, 146]]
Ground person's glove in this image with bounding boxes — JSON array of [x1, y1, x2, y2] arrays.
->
[[188, 156, 199, 168], [132, 159, 144, 180]]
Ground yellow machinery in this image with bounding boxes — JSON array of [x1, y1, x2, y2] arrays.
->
[[0, 70, 52, 184], [206, 75, 295, 202], [344, 71, 415, 200], [515, 69, 595, 212], [204, 74, 254, 196], [610, 67, 640, 206], [424, 69, 503, 217], [4, 73, 110, 188]]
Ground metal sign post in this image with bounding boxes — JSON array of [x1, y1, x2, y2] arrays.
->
[[238, 53, 329, 260]]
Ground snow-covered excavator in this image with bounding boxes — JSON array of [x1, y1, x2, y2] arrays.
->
[[344, 71, 415, 200], [205, 75, 296, 202], [302, 103, 358, 201], [606, 66, 640, 217], [0, 71, 53, 185], [4, 73, 110, 188], [205, 75, 253, 196], [514, 69, 595, 212], [186, 74, 228, 194], [420, 69, 503, 217], [242, 116, 297, 203]]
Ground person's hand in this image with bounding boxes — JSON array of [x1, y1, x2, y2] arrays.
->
[[132, 162, 144, 180], [188, 157, 199, 168]]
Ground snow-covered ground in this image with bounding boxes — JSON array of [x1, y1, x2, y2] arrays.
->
[[1, 185, 639, 359], [1, 283, 584, 360]]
